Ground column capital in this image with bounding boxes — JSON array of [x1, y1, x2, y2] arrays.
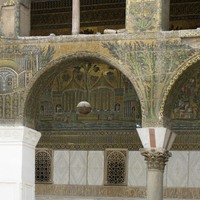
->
[[140, 148, 171, 172]]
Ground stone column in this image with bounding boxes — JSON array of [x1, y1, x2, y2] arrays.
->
[[137, 127, 176, 200], [72, 0, 80, 35], [140, 148, 171, 200], [0, 0, 31, 37], [0, 126, 41, 200]]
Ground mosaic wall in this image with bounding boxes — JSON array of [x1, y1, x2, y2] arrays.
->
[[35, 63, 141, 131], [164, 61, 200, 129], [126, 0, 158, 32], [103, 39, 196, 126], [0, 35, 199, 147], [0, 0, 200, 150], [0, 45, 55, 124]]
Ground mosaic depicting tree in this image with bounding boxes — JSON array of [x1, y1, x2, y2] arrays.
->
[[102, 40, 196, 125], [36, 63, 141, 131]]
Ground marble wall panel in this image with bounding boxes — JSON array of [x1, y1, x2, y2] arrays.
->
[[166, 151, 189, 187], [70, 151, 87, 185], [54, 151, 69, 184], [128, 151, 146, 187], [87, 151, 104, 185], [188, 151, 200, 187], [51, 150, 200, 189]]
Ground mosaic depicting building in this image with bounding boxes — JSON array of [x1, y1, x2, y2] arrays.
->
[[0, 0, 200, 200]]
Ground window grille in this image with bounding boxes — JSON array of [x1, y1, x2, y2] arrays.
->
[[35, 149, 53, 183], [104, 149, 128, 185]]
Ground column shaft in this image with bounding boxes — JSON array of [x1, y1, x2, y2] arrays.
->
[[147, 169, 163, 200], [72, 0, 80, 35]]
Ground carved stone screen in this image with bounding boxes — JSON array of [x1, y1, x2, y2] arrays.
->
[[35, 149, 53, 183], [104, 149, 128, 185]]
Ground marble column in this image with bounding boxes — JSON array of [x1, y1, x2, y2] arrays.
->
[[140, 148, 171, 200], [137, 127, 176, 200], [72, 0, 80, 35], [0, 126, 41, 200]]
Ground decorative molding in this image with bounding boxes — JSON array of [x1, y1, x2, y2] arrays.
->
[[37, 130, 142, 150], [179, 30, 200, 38], [140, 148, 171, 172], [36, 130, 200, 151], [35, 184, 200, 199], [35, 184, 146, 198]]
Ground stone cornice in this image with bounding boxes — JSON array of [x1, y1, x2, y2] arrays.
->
[[0, 29, 199, 45]]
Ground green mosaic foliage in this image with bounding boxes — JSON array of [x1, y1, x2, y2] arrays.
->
[[38, 46, 55, 67], [129, 1, 157, 31], [102, 40, 196, 124]]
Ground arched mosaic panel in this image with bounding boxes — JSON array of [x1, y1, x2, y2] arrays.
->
[[164, 60, 200, 129], [35, 62, 142, 131]]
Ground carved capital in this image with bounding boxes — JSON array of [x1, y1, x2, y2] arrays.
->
[[140, 148, 171, 172]]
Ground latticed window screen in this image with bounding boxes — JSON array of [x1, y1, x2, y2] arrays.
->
[[35, 149, 53, 183], [104, 149, 128, 185]]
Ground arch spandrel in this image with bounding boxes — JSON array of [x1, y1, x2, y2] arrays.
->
[[23, 52, 143, 130], [102, 39, 198, 127]]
